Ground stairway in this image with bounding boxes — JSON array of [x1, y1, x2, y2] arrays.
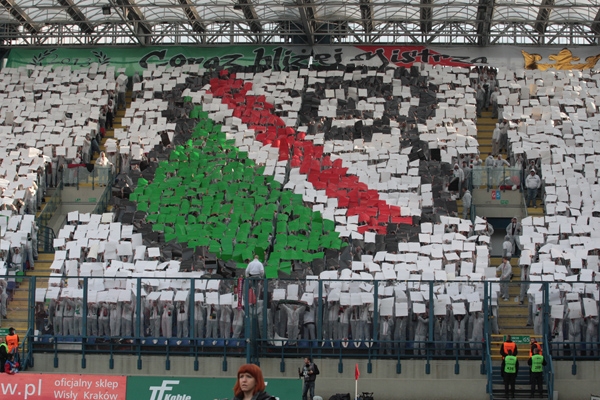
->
[[489, 256, 537, 361], [456, 110, 501, 218], [7, 253, 53, 339], [9, 191, 57, 338], [92, 91, 132, 164], [491, 365, 548, 399], [477, 110, 496, 157], [473, 109, 540, 365]]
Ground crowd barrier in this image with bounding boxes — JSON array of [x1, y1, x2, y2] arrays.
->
[[22, 275, 598, 365]]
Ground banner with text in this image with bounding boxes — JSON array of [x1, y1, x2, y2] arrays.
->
[[126, 376, 298, 400], [0, 374, 126, 400], [5, 46, 311, 75], [6, 45, 600, 72], [311, 45, 600, 70]]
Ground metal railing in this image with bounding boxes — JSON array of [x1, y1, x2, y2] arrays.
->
[[38, 225, 57, 254], [92, 180, 114, 215], [544, 335, 554, 400], [64, 165, 114, 190], [485, 333, 493, 400], [20, 276, 600, 373], [37, 178, 63, 233], [472, 166, 523, 191]]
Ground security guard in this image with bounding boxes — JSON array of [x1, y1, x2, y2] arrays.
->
[[5, 327, 18, 355], [500, 334, 518, 359], [528, 347, 547, 398], [502, 349, 519, 399], [529, 338, 542, 357]]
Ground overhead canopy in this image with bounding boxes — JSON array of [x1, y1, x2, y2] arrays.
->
[[0, 0, 597, 46]]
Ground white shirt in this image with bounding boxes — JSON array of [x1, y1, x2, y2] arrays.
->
[[462, 190, 472, 208], [245, 258, 264, 277], [525, 173, 541, 189]]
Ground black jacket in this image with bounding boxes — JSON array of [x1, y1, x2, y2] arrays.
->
[[300, 362, 318, 382], [233, 391, 276, 400]]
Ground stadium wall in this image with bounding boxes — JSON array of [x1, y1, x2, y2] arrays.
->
[[30, 354, 600, 399]]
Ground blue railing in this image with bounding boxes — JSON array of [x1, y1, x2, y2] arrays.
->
[[544, 336, 554, 400], [485, 333, 493, 400], [22, 275, 600, 374]]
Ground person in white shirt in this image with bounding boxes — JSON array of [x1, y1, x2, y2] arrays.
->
[[505, 217, 522, 256], [490, 87, 499, 118], [502, 235, 513, 258], [496, 257, 512, 300], [462, 188, 472, 220], [95, 152, 114, 186], [117, 72, 128, 110], [132, 71, 141, 99], [492, 123, 501, 155], [494, 154, 510, 168], [245, 255, 264, 278], [525, 169, 541, 208], [485, 152, 495, 167], [453, 164, 464, 196]]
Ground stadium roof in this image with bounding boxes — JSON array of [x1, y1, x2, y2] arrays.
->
[[0, 0, 598, 46]]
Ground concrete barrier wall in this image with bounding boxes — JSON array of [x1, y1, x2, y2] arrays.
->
[[30, 353, 599, 400]]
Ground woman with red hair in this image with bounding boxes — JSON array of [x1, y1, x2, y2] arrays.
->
[[233, 364, 276, 400]]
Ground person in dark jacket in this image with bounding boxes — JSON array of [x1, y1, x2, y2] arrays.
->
[[0, 336, 8, 371], [501, 349, 519, 399], [299, 357, 319, 400], [233, 363, 276, 400]]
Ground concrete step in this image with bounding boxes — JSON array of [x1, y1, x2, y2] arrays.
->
[[35, 194, 54, 218], [38, 253, 55, 262], [526, 201, 544, 216], [490, 257, 520, 266]]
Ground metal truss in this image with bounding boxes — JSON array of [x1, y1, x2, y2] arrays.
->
[[0, 0, 598, 47], [56, 0, 94, 34], [475, 0, 494, 46], [178, 0, 207, 40], [0, 0, 39, 34]]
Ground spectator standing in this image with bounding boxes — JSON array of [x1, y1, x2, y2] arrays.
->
[[245, 255, 264, 278], [496, 257, 512, 301], [462, 188, 472, 220], [116, 72, 128, 110], [525, 169, 541, 208], [505, 217, 522, 257], [299, 357, 319, 400]]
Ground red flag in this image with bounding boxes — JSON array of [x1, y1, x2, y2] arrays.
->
[[355, 363, 360, 380]]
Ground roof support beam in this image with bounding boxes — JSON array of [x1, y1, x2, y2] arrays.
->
[[296, 0, 316, 45], [420, 0, 432, 33], [359, 0, 374, 34], [591, 8, 600, 36], [112, 0, 153, 45], [476, 0, 494, 46], [0, 0, 39, 34], [235, 0, 262, 34], [57, 0, 94, 34], [535, 0, 554, 35], [177, 0, 206, 37]]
